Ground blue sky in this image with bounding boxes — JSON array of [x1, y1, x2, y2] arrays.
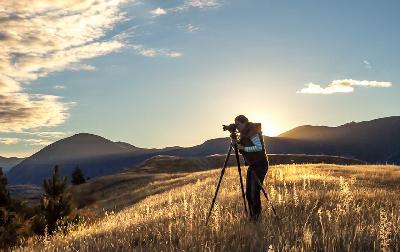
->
[[0, 0, 399, 157]]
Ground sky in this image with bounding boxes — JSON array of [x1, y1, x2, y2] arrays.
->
[[0, 0, 399, 157]]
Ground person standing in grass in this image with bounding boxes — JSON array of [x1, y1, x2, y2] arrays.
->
[[234, 115, 269, 221]]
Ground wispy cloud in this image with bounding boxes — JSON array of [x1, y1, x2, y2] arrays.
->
[[150, 7, 167, 16], [0, 0, 219, 139], [363, 60, 372, 69], [297, 79, 392, 94], [0, 0, 129, 133], [131, 44, 182, 58], [67, 64, 97, 72], [162, 0, 221, 13], [0, 137, 52, 146], [186, 24, 200, 33], [179, 0, 220, 10], [25, 131, 67, 138], [0, 138, 20, 145]]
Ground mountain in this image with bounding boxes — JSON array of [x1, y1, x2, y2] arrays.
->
[[7, 116, 400, 185], [0, 156, 24, 173], [7, 133, 155, 185], [277, 116, 400, 163]]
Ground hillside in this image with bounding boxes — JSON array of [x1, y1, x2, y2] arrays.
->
[[0, 156, 24, 173], [68, 154, 363, 212], [15, 164, 400, 251], [136, 154, 365, 173], [8, 184, 43, 206]]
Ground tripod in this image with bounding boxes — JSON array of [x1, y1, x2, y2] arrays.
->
[[205, 132, 278, 224]]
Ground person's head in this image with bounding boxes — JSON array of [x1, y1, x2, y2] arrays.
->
[[234, 115, 249, 132]]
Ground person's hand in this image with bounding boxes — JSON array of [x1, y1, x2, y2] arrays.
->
[[237, 144, 245, 150]]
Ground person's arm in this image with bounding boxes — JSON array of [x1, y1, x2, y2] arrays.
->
[[243, 134, 263, 152]]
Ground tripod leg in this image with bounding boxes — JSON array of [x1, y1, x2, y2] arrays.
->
[[206, 144, 233, 224], [233, 145, 248, 214], [250, 170, 278, 217]]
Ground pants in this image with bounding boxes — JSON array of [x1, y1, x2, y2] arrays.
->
[[246, 158, 268, 221]]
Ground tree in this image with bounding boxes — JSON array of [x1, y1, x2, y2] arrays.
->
[[71, 166, 86, 185], [0, 168, 30, 249], [39, 165, 73, 234], [0, 168, 10, 207], [0, 208, 26, 249]]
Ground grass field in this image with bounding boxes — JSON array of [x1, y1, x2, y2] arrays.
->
[[16, 164, 400, 251]]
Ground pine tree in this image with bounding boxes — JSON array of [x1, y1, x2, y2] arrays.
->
[[40, 165, 73, 234], [0, 168, 29, 249], [71, 166, 86, 185], [0, 168, 10, 207]]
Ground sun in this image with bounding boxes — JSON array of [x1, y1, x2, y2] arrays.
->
[[247, 115, 279, 137]]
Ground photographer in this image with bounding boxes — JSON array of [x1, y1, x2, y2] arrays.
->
[[234, 115, 269, 221]]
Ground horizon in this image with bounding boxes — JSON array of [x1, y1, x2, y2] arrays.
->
[[1, 1, 399, 158], [1, 115, 398, 159]]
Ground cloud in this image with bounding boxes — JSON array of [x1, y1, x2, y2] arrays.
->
[[184, 0, 220, 9], [297, 79, 392, 94], [363, 60, 371, 69], [170, 0, 220, 12], [131, 44, 182, 58], [0, 0, 129, 133], [0, 137, 52, 146], [53, 85, 65, 89], [1, 0, 212, 140], [150, 8, 167, 16], [186, 24, 200, 33], [25, 131, 67, 138], [0, 93, 73, 132], [67, 64, 97, 72], [0, 130, 68, 148], [0, 138, 20, 145]]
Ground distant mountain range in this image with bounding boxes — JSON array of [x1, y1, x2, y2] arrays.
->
[[0, 156, 24, 173], [7, 116, 400, 185]]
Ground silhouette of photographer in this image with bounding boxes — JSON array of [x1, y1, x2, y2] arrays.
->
[[234, 115, 269, 221]]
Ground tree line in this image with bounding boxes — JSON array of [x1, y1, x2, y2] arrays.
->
[[0, 165, 87, 249]]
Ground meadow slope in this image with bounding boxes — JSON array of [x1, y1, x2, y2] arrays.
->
[[16, 164, 400, 251]]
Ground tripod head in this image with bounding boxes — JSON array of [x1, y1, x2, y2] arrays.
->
[[222, 124, 239, 144], [229, 131, 238, 142]]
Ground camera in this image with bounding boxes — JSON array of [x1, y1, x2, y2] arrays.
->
[[222, 123, 237, 133]]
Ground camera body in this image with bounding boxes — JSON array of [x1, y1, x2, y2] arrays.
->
[[222, 123, 237, 133], [222, 122, 262, 135]]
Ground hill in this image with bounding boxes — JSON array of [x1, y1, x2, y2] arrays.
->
[[278, 116, 400, 163], [6, 133, 157, 185], [11, 154, 364, 209], [15, 164, 400, 251], [136, 154, 364, 173], [68, 154, 363, 212], [7, 133, 184, 185], [0, 156, 24, 173]]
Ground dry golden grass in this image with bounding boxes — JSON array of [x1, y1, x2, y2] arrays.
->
[[16, 164, 400, 251]]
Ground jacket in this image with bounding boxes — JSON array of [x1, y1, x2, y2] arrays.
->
[[238, 122, 268, 165]]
